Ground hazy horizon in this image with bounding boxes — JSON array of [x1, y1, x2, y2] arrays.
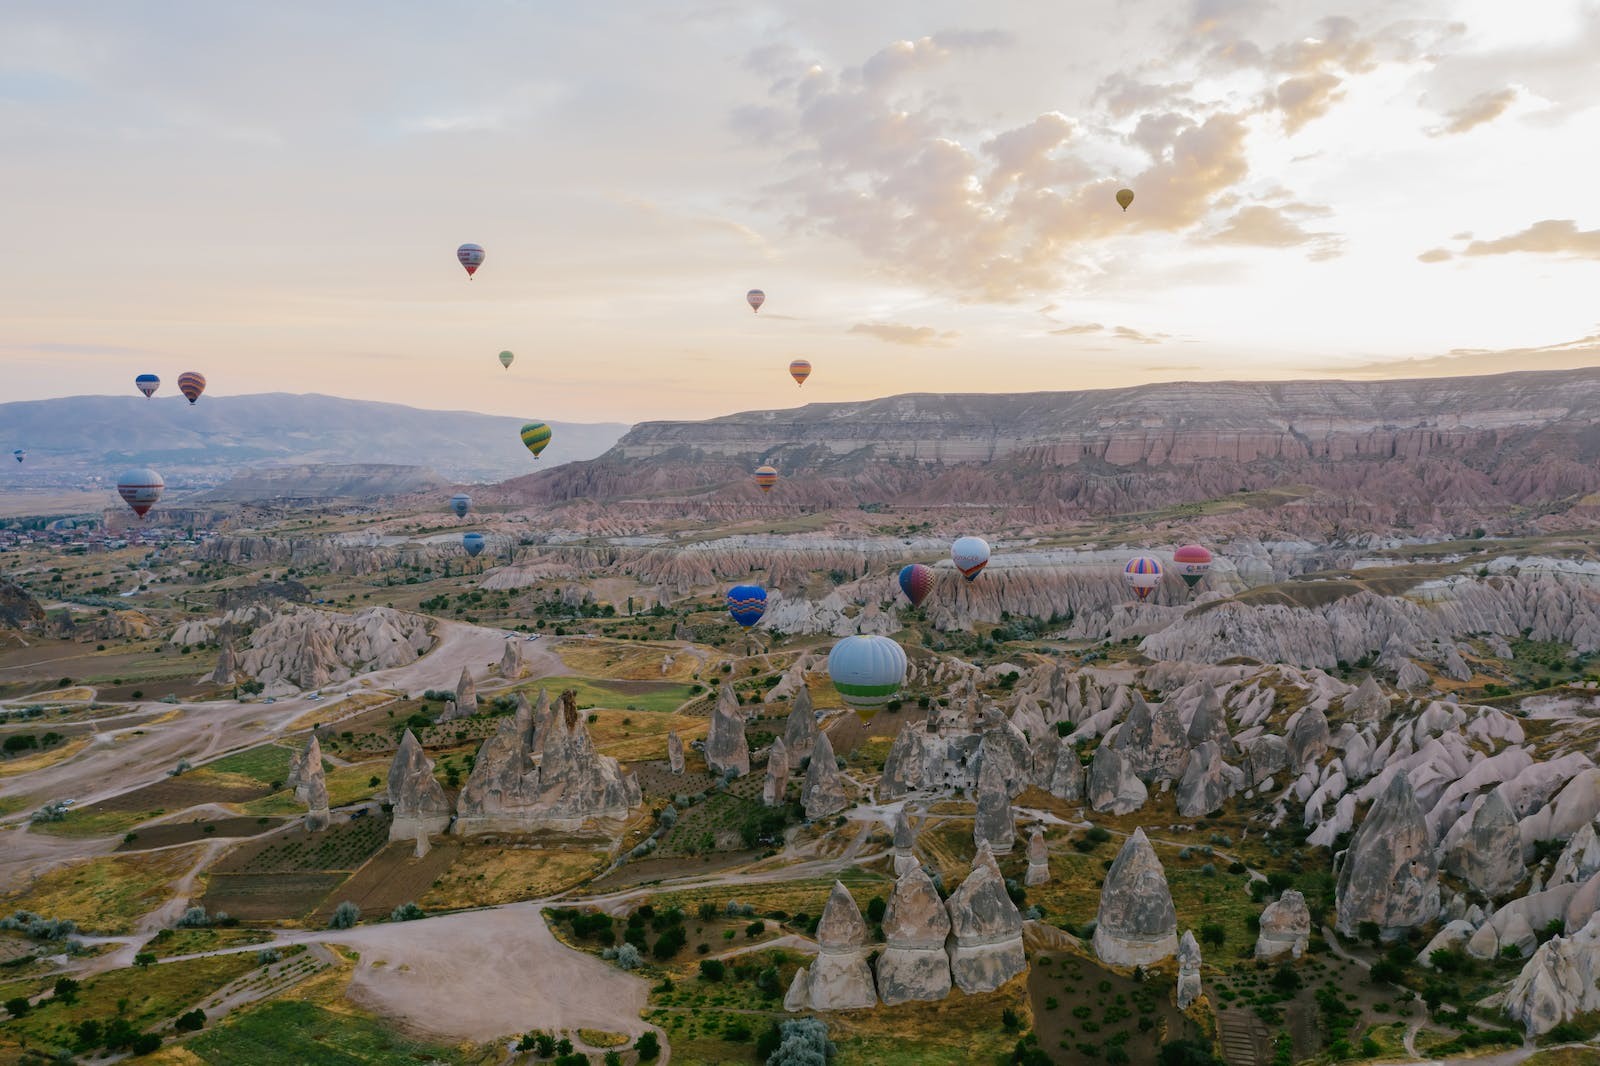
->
[[4, 0, 1598, 424]]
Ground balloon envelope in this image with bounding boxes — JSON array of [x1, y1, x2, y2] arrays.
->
[[897, 563, 934, 608], [789, 359, 812, 386], [753, 465, 778, 493], [747, 289, 765, 313], [498, 350, 514, 369], [520, 422, 552, 459], [457, 243, 485, 277], [1173, 544, 1213, 590], [450, 494, 471, 518], [12, 449, 23, 463], [177, 371, 206, 405], [135, 374, 160, 398], [462, 533, 486, 558], [1116, 188, 1134, 211], [1124, 556, 1163, 601], [951, 536, 991, 581], [116, 468, 165, 518], [827, 635, 907, 716], [726, 585, 768, 628]]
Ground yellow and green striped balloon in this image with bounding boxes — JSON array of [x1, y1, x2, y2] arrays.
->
[[520, 421, 552, 459]]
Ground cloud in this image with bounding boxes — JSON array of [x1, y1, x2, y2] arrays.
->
[[1112, 326, 1162, 345], [1416, 247, 1453, 263], [1049, 323, 1165, 344], [1430, 87, 1518, 136], [849, 322, 959, 346], [1272, 72, 1345, 134], [1461, 219, 1600, 260], [1209, 204, 1343, 259]]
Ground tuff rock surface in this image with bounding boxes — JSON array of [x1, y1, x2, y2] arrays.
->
[[387, 729, 451, 841], [1255, 890, 1311, 960], [806, 881, 878, 1010], [1093, 828, 1178, 967], [1335, 771, 1439, 938], [705, 684, 750, 778], [802, 729, 848, 820], [876, 866, 953, 1005], [945, 845, 1026, 993]]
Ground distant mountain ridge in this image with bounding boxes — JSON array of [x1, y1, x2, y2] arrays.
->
[[496, 366, 1600, 532], [0, 393, 629, 482]]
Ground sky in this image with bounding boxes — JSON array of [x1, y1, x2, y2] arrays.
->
[[1, 0, 1598, 424]]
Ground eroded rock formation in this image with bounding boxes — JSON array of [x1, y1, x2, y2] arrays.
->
[[1094, 828, 1178, 967]]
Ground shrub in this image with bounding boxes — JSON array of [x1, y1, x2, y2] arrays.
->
[[699, 958, 726, 981], [4, 997, 29, 1018], [131, 1033, 162, 1055], [635, 1030, 661, 1061], [768, 1018, 836, 1065], [176, 906, 211, 929], [175, 1009, 206, 1032], [616, 943, 643, 970], [653, 926, 687, 959], [329, 901, 360, 929], [389, 902, 425, 922]]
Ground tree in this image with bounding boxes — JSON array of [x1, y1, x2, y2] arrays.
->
[[175, 1009, 207, 1032], [604, 1053, 623, 1066], [134, 952, 156, 968], [389, 902, 425, 922], [1199, 922, 1226, 948], [4, 997, 29, 1018], [615, 943, 643, 970], [699, 958, 726, 981], [131, 1032, 162, 1055], [635, 1030, 661, 1061], [329, 901, 361, 929], [866, 897, 886, 923], [52, 976, 79, 1004], [768, 1018, 836, 1065]]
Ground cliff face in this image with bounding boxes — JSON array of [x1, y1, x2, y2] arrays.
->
[[496, 369, 1600, 525]]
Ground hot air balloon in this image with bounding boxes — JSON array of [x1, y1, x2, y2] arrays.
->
[[1116, 188, 1134, 211], [520, 422, 552, 459], [1173, 544, 1213, 591], [457, 243, 485, 278], [450, 494, 471, 518], [827, 635, 907, 722], [897, 563, 934, 608], [135, 374, 160, 399], [177, 371, 206, 405], [951, 536, 991, 581], [498, 350, 514, 370], [746, 289, 765, 313], [116, 468, 165, 518], [754, 465, 779, 493], [462, 532, 486, 558], [726, 585, 768, 628], [789, 359, 812, 386], [1124, 556, 1163, 602], [12, 449, 24, 464]]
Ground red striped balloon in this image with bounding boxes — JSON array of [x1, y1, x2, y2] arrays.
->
[[753, 465, 778, 493], [789, 359, 812, 386], [177, 371, 206, 405]]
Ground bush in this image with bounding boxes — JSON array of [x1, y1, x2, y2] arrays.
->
[[699, 958, 726, 981], [616, 943, 643, 970], [768, 1018, 836, 1065], [653, 926, 687, 959], [4, 996, 29, 1018], [329, 901, 360, 929], [1158, 1039, 1224, 1066], [131, 1032, 162, 1055], [175, 1008, 207, 1032], [746, 920, 766, 938], [176, 906, 211, 929], [635, 1030, 661, 1061], [390, 902, 425, 922]]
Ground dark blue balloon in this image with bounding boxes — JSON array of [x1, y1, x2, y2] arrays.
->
[[727, 584, 767, 628], [462, 532, 486, 557]]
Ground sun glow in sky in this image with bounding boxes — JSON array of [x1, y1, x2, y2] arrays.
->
[[2, 0, 1598, 423]]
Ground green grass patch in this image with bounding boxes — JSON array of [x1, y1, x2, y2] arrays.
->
[[182, 999, 474, 1064], [0, 952, 257, 1052], [522, 676, 699, 715], [192, 743, 295, 786]]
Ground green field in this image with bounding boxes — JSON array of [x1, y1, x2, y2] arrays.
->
[[524, 676, 699, 715], [182, 999, 476, 1065], [193, 743, 296, 785]]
